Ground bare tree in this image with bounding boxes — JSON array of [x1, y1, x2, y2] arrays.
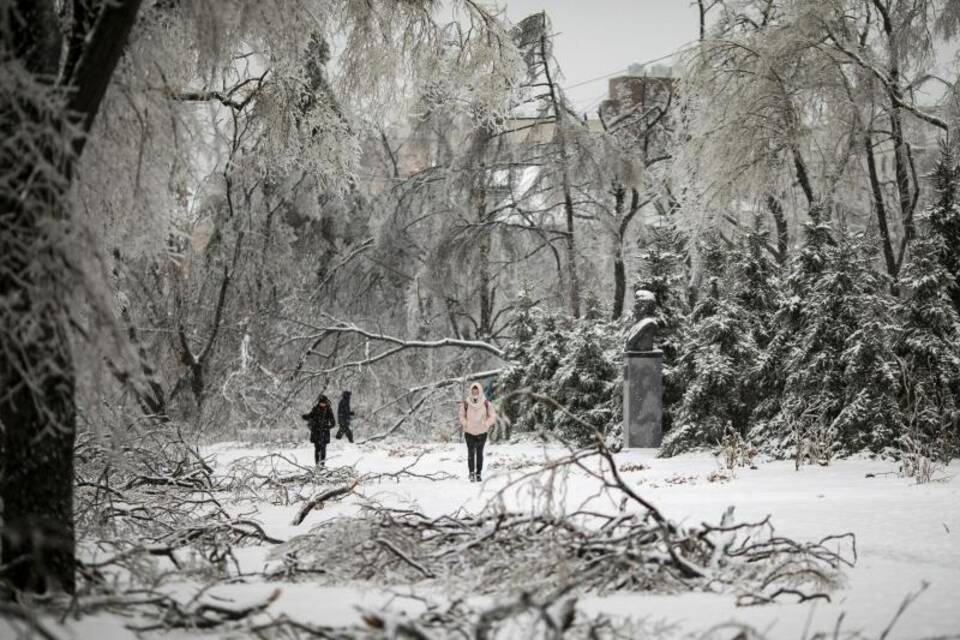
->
[[0, 0, 142, 594], [678, 0, 958, 275]]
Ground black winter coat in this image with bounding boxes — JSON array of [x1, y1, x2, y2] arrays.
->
[[303, 396, 335, 444], [337, 393, 354, 428]]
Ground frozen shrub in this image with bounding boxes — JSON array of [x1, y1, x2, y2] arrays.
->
[[894, 149, 960, 457], [752, 228, 902, 456], [899, 434, 943, 484], [498, 299, 622, 447], [663, 231, 775, 455]]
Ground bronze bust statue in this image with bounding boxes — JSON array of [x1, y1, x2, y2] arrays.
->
[[626, 318, 658, 352]]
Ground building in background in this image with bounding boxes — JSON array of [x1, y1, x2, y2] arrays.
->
[[599, 73, 677, 165]]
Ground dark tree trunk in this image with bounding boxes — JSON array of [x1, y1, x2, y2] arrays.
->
[[612, 250, 627, 321], [612, 187, 644, 320], [478, 226, 494, 339], [610, 186, 627, 320], [476, 157, 493, 339], [0, 0, 142, 595], [0, 0, 76, 597], [791, 145, 817, 218], [864, 133, 899, 283], [0, 325, 76, 594], [562, 183, 581, 318], [765, 194, 789, 266], [872, 0, 917, 274], [540, 33, 580, 318]]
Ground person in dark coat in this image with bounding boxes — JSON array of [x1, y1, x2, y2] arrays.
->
[[302, 393, 335, 465], [335, 390, 355, 443]]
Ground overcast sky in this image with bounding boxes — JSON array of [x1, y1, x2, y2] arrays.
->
[[502, 1, 700, 115]]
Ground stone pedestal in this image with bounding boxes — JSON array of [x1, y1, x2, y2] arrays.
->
[[623, 316, 663, 448], [623, 350, 663, 448]]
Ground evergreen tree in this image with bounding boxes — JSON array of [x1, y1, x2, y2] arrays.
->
[[663, 235, 761, 454], [732, 225, 780, 350], [551, 320, 621, 446], [634, 224, 687, 319], [498, 302, 621, 446], [501, 288, 538, 364], [756, 231, 901, 454], [748, 222, 830, 449], [498, 304, 568, 435], [927, 142, 960, 316], [732, 224, 783, 434], [896, 162, 960, 456]]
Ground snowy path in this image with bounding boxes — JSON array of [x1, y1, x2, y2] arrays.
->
[[201, 441, 960, 639], [11, 442, 956, 639]]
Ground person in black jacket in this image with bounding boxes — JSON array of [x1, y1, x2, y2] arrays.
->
[[335, 390, 355, 443], [302, 393, 335, 465]]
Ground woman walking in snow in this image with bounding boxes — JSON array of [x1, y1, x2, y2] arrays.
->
[[458, 382, 496, 482]]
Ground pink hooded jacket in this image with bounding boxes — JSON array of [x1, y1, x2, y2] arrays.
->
[[459, 382, 496, 436]]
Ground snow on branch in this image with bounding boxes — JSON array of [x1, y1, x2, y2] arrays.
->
[[286, 317, 507, 378]]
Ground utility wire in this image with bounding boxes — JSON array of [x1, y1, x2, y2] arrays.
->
[[562, 51, 678, 91]]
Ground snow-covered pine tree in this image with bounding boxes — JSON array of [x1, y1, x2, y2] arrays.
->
[[732, 223, 783, 435], [550, 319, 621, 446], [732, 224, 780, 348], [748, 222, 829, 451], [498, 296, 621, 446], [927, 142, 960, 316], [896, 152, 960, 458], [758, 229, 901, 456], [663, 234, 761, 454], [497, 303, 569, 435], [634, 223, 687, 323]]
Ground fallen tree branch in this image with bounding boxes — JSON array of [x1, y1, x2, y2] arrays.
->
[[375, 537, 435, 578], [360, 391, 435, 444], [291, 480, 359, 526], [0, 603, 63, 640]]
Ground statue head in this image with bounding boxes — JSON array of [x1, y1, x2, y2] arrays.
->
[[634, 289, 656, 320]]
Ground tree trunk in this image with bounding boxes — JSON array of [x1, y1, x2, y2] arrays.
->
[[0, 315, 76, 594], [873, 0, 917, 273], [864, 133, 899, 282], [791, 145, 817, 219], [540, 33, 580, 318], [612, 187, 645, 320], [0, 0, 143, 595], [888, 88, 917, 273], [478, 228, 494, 339], [765, 194, 789, 266], [470, 127, 495, 339], [611, 186, 627, 320], [612, 249, 627, 321], [476, 167, 493, 339], [562, 183, 581, 318]]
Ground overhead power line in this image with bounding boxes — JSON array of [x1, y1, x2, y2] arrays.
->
[[563, 51, 678, 91]]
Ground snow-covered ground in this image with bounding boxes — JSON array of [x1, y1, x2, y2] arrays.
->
[[200, 440, 960, 639], [7, 441, 959, 639]]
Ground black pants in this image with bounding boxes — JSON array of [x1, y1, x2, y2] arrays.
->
[[335, 425, 354, 443], [465, 432, 487, 476], [314, 441, 327, 465]]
